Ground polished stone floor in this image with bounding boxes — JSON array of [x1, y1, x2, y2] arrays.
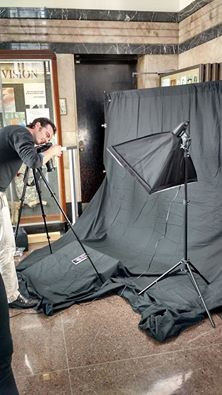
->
[[10, 245, 222, 395]]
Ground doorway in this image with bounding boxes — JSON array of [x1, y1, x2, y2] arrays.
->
[[75, 55, 137, 203]]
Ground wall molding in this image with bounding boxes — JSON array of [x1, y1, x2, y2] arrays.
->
[[0, 1, 212, 22], [0, 42, 178, 55]]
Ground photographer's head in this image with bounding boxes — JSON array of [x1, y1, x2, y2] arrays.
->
[[27, 118, 56, 145]]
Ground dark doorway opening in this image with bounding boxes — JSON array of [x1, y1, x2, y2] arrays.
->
[[75, 54, 137, 203]]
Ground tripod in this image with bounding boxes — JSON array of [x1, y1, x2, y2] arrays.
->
[[138, 133, 215, 328], [15, 166, 104, 284]]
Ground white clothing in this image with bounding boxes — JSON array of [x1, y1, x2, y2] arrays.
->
[[0, 192, 19, 303]]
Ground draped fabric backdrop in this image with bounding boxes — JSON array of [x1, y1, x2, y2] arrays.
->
[[17, 81, 222, 341]]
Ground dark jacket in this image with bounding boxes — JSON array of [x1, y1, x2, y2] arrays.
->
[[0, 125, 43, 192]]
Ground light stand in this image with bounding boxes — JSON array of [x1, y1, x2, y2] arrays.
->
[[138, 128, 215, 328], [107, 121, 215, 328], [14, 167, 53, 253], [15, 166, 104, 284]]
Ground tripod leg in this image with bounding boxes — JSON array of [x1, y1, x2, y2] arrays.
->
[[185, 262, 215, 328], [33, 169, 52, 254], [36, 168, 104, 284], [187, 261, 210, 285], [139, 260, 183, 295], [14, 167, 29, 240]]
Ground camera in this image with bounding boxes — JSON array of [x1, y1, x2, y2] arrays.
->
[[36, 142, 55, 172]]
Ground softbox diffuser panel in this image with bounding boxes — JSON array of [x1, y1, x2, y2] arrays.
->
[[108, 132, 197, 194]]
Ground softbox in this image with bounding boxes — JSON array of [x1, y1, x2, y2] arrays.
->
[[107, 130, 197, 194]]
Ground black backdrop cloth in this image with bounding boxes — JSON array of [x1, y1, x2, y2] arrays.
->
[[17, 81, 222, 341]]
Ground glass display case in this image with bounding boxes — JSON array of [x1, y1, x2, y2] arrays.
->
[[0, 50, 66, 226]]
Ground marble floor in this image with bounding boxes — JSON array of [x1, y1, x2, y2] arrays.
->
[[10, 245, 222, 395]]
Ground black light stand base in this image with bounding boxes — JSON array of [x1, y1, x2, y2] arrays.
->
[[138, 130, 215, 329], [139, 258, 215, 328]]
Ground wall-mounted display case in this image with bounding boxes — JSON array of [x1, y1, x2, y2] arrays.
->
[[0, 50, 66, 227], [160, 64, 204, 87]]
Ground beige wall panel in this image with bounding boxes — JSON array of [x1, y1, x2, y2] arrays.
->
[[0, 19, 178, 30], [0, 34, 178, 44], [0, 19, 178, 45], [137, 54, 178, 89]]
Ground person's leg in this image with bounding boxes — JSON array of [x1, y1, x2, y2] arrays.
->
[[0, 192, 37, 309], [0, 274, 19, 395], [0, 192, 19, 303]]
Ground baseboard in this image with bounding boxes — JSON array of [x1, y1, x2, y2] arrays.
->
[[28, 232, 61, 244]]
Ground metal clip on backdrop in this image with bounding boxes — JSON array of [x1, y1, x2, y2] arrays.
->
[[15, 153, 104, 285], [107, 121, 215, 328]]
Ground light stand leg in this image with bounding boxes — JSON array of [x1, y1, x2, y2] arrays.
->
[[33, 169, 52, 254], [188, 261, 210, 285], [14, 167, 29, 240], [36, 168, 104, 284], [185, 261, 215, 328]]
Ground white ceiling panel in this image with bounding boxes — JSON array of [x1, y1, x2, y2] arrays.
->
[[0, 0, 194, 12]]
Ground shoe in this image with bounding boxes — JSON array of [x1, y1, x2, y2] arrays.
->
[[9, 294, 38, 309]]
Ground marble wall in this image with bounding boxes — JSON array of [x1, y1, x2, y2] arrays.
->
[[0, 0, 217, 55], [0, 19, 178, 50], [56, 54, 81, 203], [179, 35, 222, 68], [137, 55, 178, 89], [179, 0, 221, 45], [136, 0, 222, 90]]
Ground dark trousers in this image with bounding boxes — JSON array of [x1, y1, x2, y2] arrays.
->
[[0, 274, 19, 395]]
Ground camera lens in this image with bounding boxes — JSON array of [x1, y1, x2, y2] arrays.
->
[[36, 143, 55, 172], [46, 158, 55, 172]]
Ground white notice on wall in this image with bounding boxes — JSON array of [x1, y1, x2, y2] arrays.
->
[[24, 83, 46, 106], [26, 108, 50, 124], [161, 78, 170, 87]]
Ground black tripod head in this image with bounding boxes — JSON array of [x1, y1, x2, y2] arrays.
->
[[36, 142, 55, 172], [172, 121, 191, 153]]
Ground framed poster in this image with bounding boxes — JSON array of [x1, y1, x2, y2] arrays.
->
[[0, 50, 66, 226], [59, 98, 67, 115]]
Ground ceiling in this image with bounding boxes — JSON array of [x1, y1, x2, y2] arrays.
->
[[0, 0, 194, 12]]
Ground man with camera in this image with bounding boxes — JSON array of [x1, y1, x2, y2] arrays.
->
[[0, 117, 62, 308], [0, 117, 62, 394]]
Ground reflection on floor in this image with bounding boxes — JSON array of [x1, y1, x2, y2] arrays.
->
[[10, 243, 222, 395]]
